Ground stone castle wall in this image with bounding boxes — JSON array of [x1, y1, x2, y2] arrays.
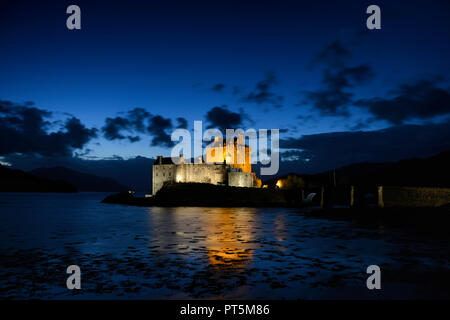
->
[[175, 163, 228, 185], [152, 163, 229, 195], [152, 164, 176, 195], [228, 171, 253, 188], [378, 186, 450, 207], [153, 159, 255, 194]]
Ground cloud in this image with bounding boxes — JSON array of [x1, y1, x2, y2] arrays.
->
[[176, 117, 188, 129], [280, 149, 304, 161], [147, 115, 173, 147], [302, 40, 375, 116], [127, 136, 141, 142], [62, 118, 97, 150], [312, 40, 351, 68], [211, 83, 226, 92], [102, 107, 151, 142], [205, 105, 245, 131], [102, 117, 133, 140], [303, 64, 374, 116], [102, 108, 180, 147], [280, 120, 450, 173], [0, 100, 97, 156], [307, 42, 449, 124], [126, 107, 151, 132], [232, 86, 242, 95], [354, 79, 450, 124], [241, 71, 284, 108]]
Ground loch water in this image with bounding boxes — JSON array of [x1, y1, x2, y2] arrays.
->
[[0, 192, 449, 299]]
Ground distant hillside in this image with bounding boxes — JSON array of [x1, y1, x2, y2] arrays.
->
[[329, 150, 450, 188], [30, 166, 129, 192], [0, 165, 77, 192], [266, 150, 450, 188], [8, 155, 154, 192]]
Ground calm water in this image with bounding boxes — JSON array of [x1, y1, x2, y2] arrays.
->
[[0, 192, 449, 299]]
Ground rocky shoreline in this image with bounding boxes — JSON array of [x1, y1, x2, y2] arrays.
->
[[101, 183, 292, 207]]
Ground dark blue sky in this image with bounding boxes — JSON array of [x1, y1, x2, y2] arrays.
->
[[1, 0, 450, 176]]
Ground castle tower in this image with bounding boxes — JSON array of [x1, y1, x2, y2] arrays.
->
[[205, 134, 251, 173]]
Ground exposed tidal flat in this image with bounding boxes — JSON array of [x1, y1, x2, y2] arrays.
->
[[0, 192, 449, 299]]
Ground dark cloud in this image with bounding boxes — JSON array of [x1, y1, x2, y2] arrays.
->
[[102, 107, 151, 142], [312, 40, 351, 68], [0, 100, 97, 156], [127, 136, 141, 142], [238, 107, 254, 126], [211, 83, 226, 92], [308, 42, 450, 124], [354, 79, 450, 124], [232, 86, 242, 95], [303, 63, 374, 116], [205, 105, 244, 131], [303, 40, 374, 116], [241, 71, 284, 108], [127, 107, 151, 132], [147, 115, 173, 147], [176, 117, 188, 129], [102, 117, 132, 140], [61, 118, 97, 150], [102, 108, 179, 147], [280, 120, 450, 173]]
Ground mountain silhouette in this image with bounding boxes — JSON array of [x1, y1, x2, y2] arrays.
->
[[29, 166, 129, 192], [329, 150, 450, 188], [266, 150, 450, 188], [0, 165, 77, 192]]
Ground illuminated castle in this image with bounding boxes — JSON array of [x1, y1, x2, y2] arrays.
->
[[205, 135, 252, 174], [152, 134, 261, 194]]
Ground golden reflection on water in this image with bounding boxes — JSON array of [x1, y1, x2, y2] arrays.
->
[[147, 207, 257, 269], [274, 213, 288, 243], [202, 208, 255, 268]]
